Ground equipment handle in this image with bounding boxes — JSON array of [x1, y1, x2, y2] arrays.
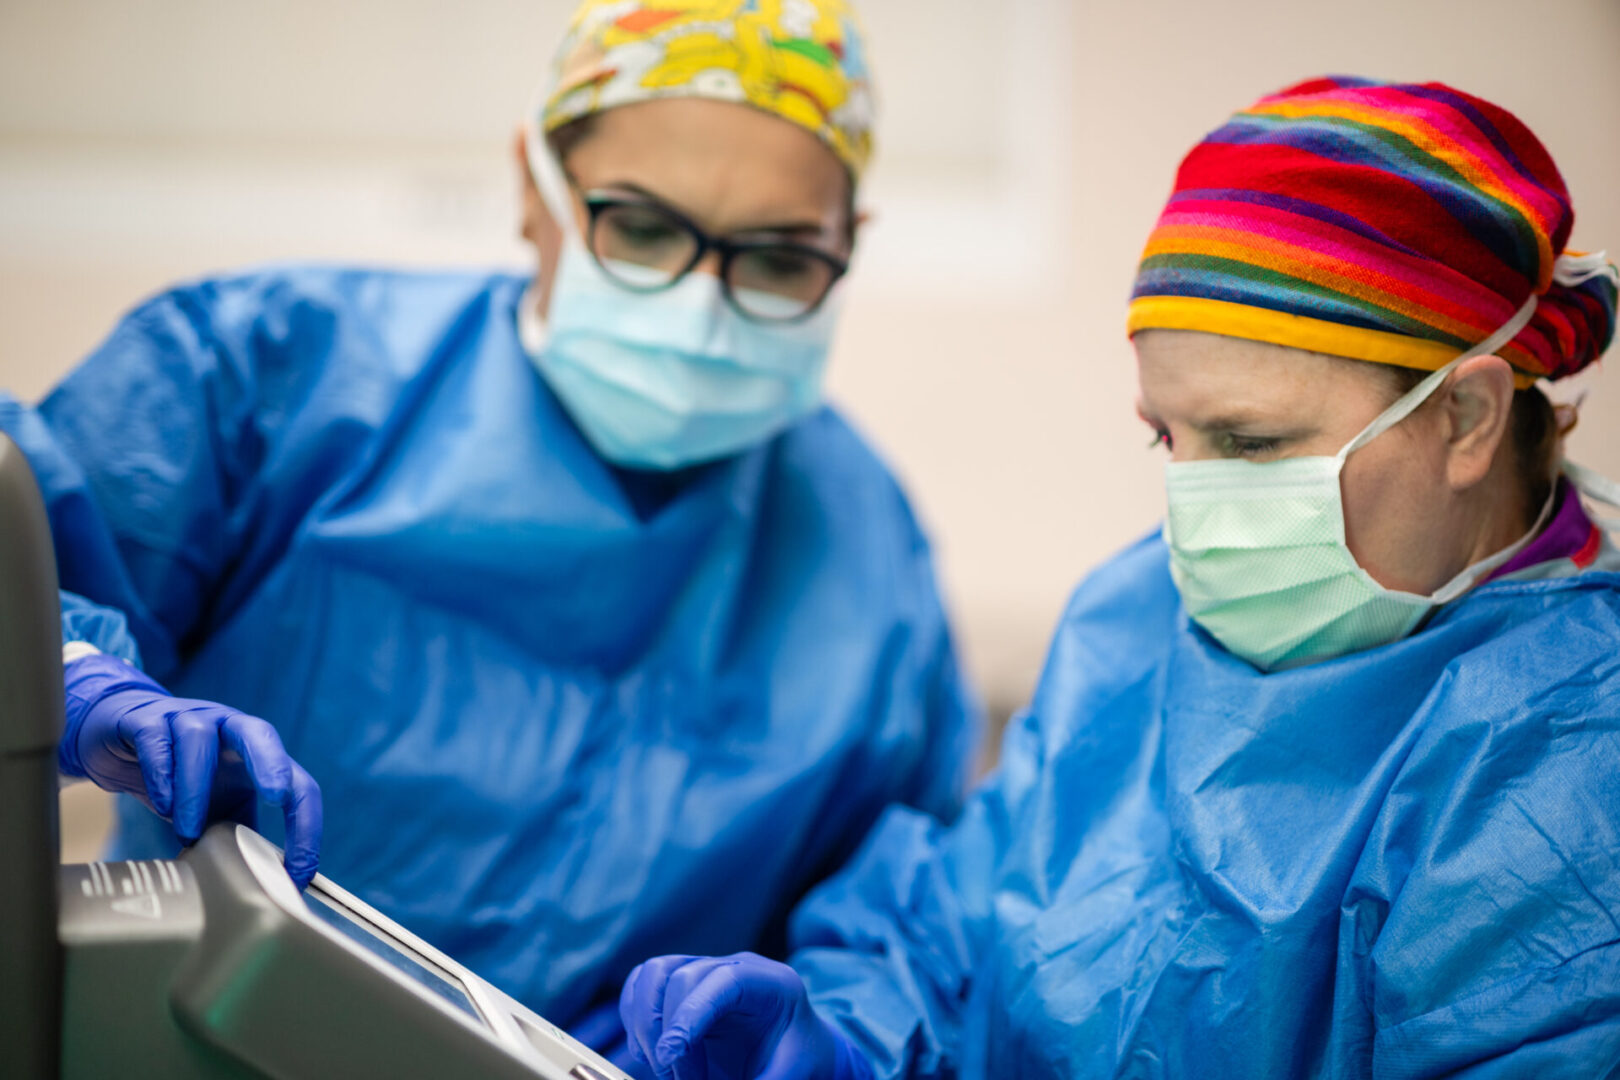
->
[[0, 431, 65, 1080]]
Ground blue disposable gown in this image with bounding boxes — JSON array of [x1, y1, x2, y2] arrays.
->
[[791, 531, 1620, 1078], [0, 266, 978, 1022]]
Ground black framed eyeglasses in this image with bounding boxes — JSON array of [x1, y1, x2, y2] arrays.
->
[[579, 190, 850, 324]]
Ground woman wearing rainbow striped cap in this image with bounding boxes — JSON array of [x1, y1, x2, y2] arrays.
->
[[623, 78, 1620, 1078]]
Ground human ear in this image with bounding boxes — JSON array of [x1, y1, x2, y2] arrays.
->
[[848, 207, 871, 248], [1440, 354, 1516, 491]]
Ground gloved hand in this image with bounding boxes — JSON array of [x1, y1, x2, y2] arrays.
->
[[59, 651, 323, 888], [619, 953, 873, 1080]]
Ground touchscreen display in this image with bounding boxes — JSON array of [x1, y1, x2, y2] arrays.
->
[[303, 888, 483, 1025]]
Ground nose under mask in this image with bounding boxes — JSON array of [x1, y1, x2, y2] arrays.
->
[[517, 128, 841, 471], [1163, 291, 1551, 671]]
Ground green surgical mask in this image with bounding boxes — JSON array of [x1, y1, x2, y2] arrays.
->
[[1164, 294, 1550, 672]]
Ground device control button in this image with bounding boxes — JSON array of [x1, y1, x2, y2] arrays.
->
[[570, 1065, 612, 1080]]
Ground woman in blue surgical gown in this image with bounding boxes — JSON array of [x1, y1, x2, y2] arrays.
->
[[619, 78, 1620, 1079], [0, 0, 977, 1055]]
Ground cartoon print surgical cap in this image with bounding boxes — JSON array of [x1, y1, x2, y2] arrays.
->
[[540, 0, 876, 178]]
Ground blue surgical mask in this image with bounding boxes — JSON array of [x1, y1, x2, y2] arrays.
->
[[519, 238, 840, 471]]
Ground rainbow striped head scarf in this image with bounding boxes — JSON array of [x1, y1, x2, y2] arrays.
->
[[541, 0, 875, 179], [1128, 77, 1618, 384]]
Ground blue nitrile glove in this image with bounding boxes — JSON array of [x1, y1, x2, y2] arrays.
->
[[619, 953, 874, 1080], [59, 651, 323, 888]]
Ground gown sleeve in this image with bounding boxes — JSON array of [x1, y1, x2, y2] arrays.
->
[[0, 283, 272, 681], [787, 704, 1043, 1080], [57, 589, 142, 665]]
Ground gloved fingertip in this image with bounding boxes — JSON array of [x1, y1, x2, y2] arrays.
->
[[281, 775, 322, 890], [285, 841, 318, 880], [286, 859, 317, 890], [173, 799, 205, 844], [653, 1033, 688, 1068]]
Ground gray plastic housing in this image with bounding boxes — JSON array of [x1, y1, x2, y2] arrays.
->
[[60, 858, 263, 1078], [175, 827, 546, 1078], [56, 825, 630, 1079], [0, 431, 65, 1080], [168, 826, 614, 1079]]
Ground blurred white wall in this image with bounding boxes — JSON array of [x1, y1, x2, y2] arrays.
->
[[3, 0, 1618, 813]]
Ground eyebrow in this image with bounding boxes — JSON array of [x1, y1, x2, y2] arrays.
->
[[598, 180, 834, 238], [1189, 413, 1274, 433], [1137, 401, 1299, 436]]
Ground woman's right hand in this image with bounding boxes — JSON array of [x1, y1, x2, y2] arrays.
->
[[619, 952, 873, 1080]]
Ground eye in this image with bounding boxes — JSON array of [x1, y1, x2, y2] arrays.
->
[[746, 249, 819, 284], [606, 209, 684, 250], [1223, 434, 1281, 459], [730, 247, 838, 310]]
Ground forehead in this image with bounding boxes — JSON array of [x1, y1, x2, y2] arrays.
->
[[561, 98, 851, 225], [1134, 329, 1385, 422]]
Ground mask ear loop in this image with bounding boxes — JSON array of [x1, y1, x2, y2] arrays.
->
[[1419, 285, 1557, 601], [1330, 289, 1546, 603], [524, 123, 583, 246], [517, 87, 585, 356], [524, 86, 582, 243], [1336, 290, 1542, 464]]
